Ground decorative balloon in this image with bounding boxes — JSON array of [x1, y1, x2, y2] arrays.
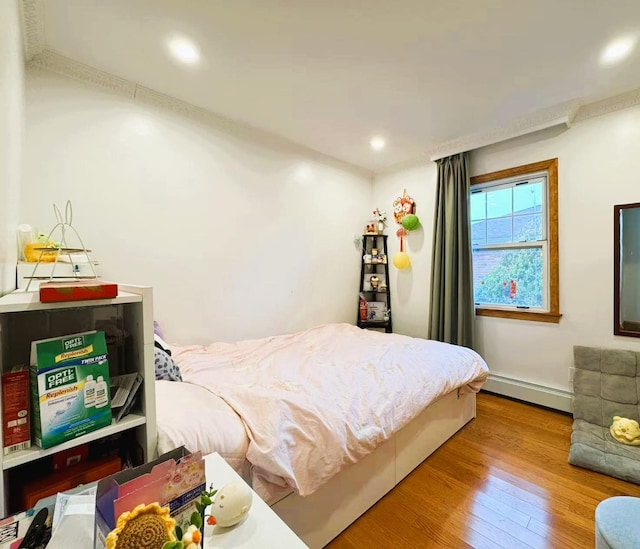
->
[[401, 213, 420, 231], [393, 251, 411, 270]]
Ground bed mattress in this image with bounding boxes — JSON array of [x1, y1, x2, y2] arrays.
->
[[162, 323, 488, 502]]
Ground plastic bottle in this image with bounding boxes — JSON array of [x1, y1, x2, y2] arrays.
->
[[84, 374, 96, 407], [94, 375, 108, 408], [16, 224, 35, 262]]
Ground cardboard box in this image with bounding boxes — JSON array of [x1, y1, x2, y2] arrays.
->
[[1, 367, 31, 455], [30, 331, 112, 449], [367, 301, 386, 321], [0, 509, 36, 549], [39, 280, 117, 303], [20, 454, 121, 510], [94, 447, 206, 549]]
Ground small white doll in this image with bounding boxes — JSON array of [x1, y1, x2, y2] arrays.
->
[[208, 481, 253, 527]]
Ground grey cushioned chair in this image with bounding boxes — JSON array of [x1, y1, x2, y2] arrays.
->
[[568, 345, 640, 484]]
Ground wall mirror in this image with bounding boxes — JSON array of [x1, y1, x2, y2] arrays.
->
[[614, 202, 640, 337]]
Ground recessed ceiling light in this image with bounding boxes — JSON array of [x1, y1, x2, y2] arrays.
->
[[370, 136, 386, 151], [293, 163, 312, 182], [167, 35, 201, 65], [600, 36, 636, 65], [130, 115, 153, 136]]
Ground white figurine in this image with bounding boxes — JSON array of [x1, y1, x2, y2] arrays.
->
[[209, 481, 253, 527]]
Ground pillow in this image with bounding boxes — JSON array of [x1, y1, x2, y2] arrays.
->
[[154, 346, 182, 382], [154, 333, 172, 355], [154, 320, 165, 338]]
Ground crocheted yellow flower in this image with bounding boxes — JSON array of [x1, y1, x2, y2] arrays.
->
[[106, 502, 176, 549]]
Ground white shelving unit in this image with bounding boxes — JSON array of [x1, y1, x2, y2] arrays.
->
[[0, 284, 156, 516]]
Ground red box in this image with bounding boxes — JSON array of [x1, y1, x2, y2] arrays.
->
[[53, 443, 89, 470], [20, 454, 122, 509], [39, 280, 118, 303], [2, 367, 31, 455]]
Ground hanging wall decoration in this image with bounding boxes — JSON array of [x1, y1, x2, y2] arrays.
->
[[393, 189, 416, 224], [392, 189, 419, 270], [393, 227, 411, 270]]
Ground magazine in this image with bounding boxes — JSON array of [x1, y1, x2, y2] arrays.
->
[[109, 373, 143, 422]]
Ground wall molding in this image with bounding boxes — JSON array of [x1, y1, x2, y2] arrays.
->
[[30, 50, 137, 97], [573, 87, 640, 124], [20, 0, 44, 61], [427, 100, 580, 161], [19, 0, 640, 173], [26, 50, 372, 178], [482, 373, 573, 413], [425, 87, 640, 163]]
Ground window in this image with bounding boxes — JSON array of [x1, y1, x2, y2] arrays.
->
[[470, 158, 561, 323]]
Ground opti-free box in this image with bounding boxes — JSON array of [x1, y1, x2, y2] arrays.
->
[[30, 331, 111, 449], [1, 366, 31, 455]]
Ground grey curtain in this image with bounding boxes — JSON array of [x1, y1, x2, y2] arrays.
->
[[428, 152, 475, 348]]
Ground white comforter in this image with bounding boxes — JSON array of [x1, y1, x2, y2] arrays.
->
[[173, 323, 488, 500]]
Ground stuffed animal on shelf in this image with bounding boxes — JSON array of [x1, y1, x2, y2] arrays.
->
[[610, 416, 640, 445]]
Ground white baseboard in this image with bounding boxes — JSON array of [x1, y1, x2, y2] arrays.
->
[[482, 374, 573, 413]]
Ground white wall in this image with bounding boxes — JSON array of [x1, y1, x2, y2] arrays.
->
[[22, 67, 372, 344], [373, 163, 437, 338], [0, 0, 23, 296], [374, 105, 640, 397]]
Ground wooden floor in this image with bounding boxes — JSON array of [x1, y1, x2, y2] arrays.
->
[[327, 391, 640, 549]]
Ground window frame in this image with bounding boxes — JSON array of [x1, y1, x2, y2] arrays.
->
[[470, 158, 561, 323]]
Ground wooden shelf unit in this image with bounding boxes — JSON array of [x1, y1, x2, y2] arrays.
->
[[357, 234, 392, 333]]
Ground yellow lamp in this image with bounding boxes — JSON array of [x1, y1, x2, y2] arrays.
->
[[393, 252, 410, 270]]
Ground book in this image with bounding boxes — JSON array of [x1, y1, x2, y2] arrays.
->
[[2, 366, 31, 455], [39, 280, 118, 303], [109, 373, 143, 422]]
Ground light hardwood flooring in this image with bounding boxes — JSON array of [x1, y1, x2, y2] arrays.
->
[[327, 391, 640, 548]]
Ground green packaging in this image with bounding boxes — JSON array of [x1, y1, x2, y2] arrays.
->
[[30, 330, 112, 449]]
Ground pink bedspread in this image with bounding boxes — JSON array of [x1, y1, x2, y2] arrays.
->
[[172, 323, 488, 501]]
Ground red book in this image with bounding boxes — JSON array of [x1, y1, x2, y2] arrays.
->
[[39, 280, 118, 303], [2, 367, 31, 455]]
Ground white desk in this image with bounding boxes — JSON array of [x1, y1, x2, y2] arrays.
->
[[203, 453, 308, 548]]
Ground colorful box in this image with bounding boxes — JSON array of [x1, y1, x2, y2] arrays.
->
[[39, 280, 118, 303], [30, 331, 112, 449], [367, 301, 386, 321], [94, 447, 206, 549], [2, 366, 31, 455]]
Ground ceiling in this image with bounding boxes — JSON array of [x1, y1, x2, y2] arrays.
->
[[22, 0, 640, 172]]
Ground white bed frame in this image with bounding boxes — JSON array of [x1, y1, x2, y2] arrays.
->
[[271, 389, 476, 548]]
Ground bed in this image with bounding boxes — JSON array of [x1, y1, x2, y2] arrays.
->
[[154, 322, 488, 548]]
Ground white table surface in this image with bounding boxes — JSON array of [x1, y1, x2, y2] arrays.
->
[[203, 453, 308, 548]]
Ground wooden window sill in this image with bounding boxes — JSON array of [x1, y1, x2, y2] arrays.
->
[[475, 307, 562, 323]]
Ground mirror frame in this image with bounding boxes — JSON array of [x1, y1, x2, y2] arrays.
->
[[614, 202, 640, 338]]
